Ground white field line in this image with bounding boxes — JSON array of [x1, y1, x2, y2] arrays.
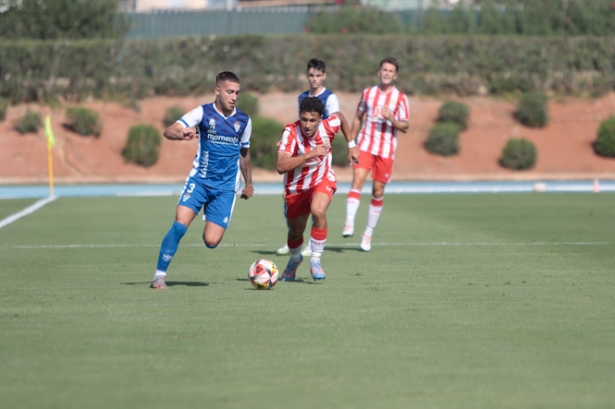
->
[[2, 241, 609, 250], [0, 196, 57, 229]]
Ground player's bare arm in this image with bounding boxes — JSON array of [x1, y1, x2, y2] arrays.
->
[[276, 146, 330, 174], [334, 111, 359, 164], [380, 106, 409, 133], [239, 147, 254, 200], [164, 122, 197, 140], [349, 110, 364, 140]]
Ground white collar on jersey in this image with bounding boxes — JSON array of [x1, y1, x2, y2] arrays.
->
[[308, 87, 328, 98], [213, 103, 236, 119]]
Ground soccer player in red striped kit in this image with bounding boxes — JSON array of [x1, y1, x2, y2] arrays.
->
[[342, 57, 410, 251], [277, 97, 358, 281]]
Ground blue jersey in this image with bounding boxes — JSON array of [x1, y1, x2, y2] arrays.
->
[[179, 103, 252, 192], [297, 88, 340, 120]]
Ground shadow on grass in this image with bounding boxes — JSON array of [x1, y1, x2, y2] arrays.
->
[[235, 277, 321, 285], [123, 281, 209, 287], [250, 245, 360, 256]]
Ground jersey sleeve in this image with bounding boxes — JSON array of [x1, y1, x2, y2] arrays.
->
[[396, 94, 410, 121], [325, 93, 340, 116], [324, 115, 341, 136], [241, 118, 252, 148], [278, 125, 296, 154], [178, 106, 204, 128], [356, 89, 369, 113]]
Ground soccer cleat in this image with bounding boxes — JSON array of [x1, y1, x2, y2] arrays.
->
[[150, 275, 168, 289], [310, 260, 326, 281], [301, 245, 312, 257], [276, 244, 290, 255], [342, 224, 354, 238], [360, 234, 372, 252], [281, 254, 303, 282]]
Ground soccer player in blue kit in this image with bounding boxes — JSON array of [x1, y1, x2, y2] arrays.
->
[[151, 71, 253, 289]]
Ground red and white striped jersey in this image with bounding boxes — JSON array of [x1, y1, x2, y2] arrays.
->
[[278, 115, 341, 195], [356, 85, 410, 159]]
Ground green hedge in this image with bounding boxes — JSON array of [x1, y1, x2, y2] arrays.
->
[[437, 100, 470, 130], [515, 92, 549, 128], [499, 138, 537, 170], [2, 35, 615, 103], [424, 123, 461, 157], [122, 124, 161, 167], [594, 117, 615, 158], [16, 109, 41, 134], [163, 105, 185, 127], [236, 93, 260, 118], [65, 106, 102, 137], [249, 116, 284, 170], [0, 97, 7, 121]]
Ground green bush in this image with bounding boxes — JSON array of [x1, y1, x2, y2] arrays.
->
[[16, 109, 42, 134], [331, 134, 350, 168], [237, 93, 259, 117], [499, 138, 537, 170], [593, 117, 615, 158], [424, 123, 461, 156], [306, 6, 403, 34], [0, 97, 7, 121], [163, 105, 185, 127], [437, 101, 470, 130], [4, 35, 615, 103], [515, 92, 549, 128], [122, 124, 161, 167], [65, 106, 102, 137], [249, 116, 284, 170]]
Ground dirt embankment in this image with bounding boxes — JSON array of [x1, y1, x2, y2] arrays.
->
[[2, 92, 615, 185]]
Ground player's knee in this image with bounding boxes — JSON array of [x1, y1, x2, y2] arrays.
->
[[311, 208, 326, 222], [202, 235, 220, 249]]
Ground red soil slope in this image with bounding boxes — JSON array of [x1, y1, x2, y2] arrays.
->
[[1, 92, 615, 184]]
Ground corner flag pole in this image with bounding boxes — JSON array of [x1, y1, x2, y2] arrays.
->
[[44, 115, 55, 198]]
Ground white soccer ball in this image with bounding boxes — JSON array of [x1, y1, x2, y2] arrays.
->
[[248, 259, 279, 290]]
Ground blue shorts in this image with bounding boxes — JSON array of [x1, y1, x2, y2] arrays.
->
[[178, 177, 237, 229]]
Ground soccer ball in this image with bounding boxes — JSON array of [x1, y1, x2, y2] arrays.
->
[[248, 259, 279, 290]]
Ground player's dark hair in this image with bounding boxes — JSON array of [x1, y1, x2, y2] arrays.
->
[[379, 56, 399, 73], [299, 97, 325, 117], [307, 58, 326, 73], [216, 71, 240, 85]]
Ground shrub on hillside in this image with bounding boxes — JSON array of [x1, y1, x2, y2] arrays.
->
[[499, 138, 537, 170], [65, 106, 102, 137], [163, 105, 185, 127], [424, 123, 461, 156], [16, 109, 42, 134], [593, 117, 615, 158], [249, 116, 284, 170], [437, 101, 470, 130], [122, 124, 161, 167], [237, 93, 259, 117], [0, 97, 7, 121], [514, 92, 549, 128], [331, 134, 350, 168]]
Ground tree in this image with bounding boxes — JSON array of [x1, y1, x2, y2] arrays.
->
[[0, 0, 129, 40]]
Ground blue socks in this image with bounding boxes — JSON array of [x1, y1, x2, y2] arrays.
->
[[156, 221, 188, 274]]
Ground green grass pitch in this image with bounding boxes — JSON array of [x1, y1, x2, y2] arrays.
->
[[0, 193, 614, 409]]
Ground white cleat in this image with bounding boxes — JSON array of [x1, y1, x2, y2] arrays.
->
[[360, 235, 372, 252], [301, 245, 312, 257], [342, 224, 354, 238], [276, 244, 290, 255]]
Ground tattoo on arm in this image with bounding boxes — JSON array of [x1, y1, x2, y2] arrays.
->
[[240, 148, 252, 185]]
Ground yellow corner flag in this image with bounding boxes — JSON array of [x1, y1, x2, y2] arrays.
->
[[44, 115, 55, 148], [44, 115, 55, 197]]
